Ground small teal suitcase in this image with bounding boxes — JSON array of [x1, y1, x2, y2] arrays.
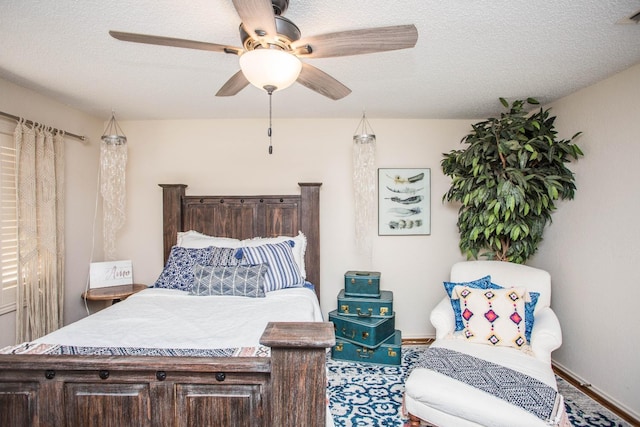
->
[[344, 271, 381, 297], [329, 309, 395, 348], [331, 330, 402, 366], [337, 289, 393, 318]]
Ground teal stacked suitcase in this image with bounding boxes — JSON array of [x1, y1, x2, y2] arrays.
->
[[330, 271, 402, 366]]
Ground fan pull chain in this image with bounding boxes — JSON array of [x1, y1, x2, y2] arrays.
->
[[265, 85, 276, 155], [268, 90, 273, 154]]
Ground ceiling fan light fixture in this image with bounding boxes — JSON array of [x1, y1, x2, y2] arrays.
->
[[239, 49, 302, 92]]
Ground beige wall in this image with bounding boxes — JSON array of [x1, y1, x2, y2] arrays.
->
[[0, 78, 102, 347], [113, 118, 470, 338], [532, 63, 640, 417]]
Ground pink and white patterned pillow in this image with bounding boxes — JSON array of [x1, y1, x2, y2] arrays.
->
[[451, 285, 528, 349]]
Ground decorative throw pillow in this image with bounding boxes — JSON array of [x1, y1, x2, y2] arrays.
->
[[444, 276, 539, 343], [443, 275, 493, 331], [153, 246, 216, 291], [190, 264, 267, 298], [490, 282, 539, 343], [209, 246, 243, 266], [177, 230, 308, 279], [241, 231, 308, 279], [452, 285, 528, 349], [239, 241, 304, 292], [520, 289, 539, 343]]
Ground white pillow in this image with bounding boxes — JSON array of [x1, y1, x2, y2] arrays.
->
[[451, 285, 528, 350], [176, 230, 308, 279], [177, 230, 240, 248]]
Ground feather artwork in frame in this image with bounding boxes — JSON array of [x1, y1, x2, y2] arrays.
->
[[378, 168, 430, 235]]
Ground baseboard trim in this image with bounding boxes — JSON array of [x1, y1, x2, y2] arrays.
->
[[402, 338, 434, 345], [552, 363, 639, 426]]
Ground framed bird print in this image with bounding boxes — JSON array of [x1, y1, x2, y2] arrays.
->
[[378, 168, 431, 235]]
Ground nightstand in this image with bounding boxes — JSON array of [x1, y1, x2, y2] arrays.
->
[[82, 283, 147, 304]]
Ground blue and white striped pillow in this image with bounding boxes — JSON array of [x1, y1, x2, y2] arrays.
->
[[240, 241, 304, 292]]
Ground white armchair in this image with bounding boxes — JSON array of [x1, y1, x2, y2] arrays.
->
[[405, 261, 563, 427]]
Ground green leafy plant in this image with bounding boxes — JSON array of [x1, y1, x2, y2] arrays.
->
[[442, 98, 583, 264]]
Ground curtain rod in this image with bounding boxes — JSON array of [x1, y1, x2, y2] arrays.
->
[[0, 110, 87, 142]]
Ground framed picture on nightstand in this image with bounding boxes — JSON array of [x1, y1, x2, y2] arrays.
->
[[378, 168, 430, 236]]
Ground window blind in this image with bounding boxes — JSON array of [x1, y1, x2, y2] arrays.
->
[[0, 128, 18, 314]]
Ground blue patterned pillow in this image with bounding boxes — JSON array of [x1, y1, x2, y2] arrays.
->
[[154, 246, 241, 291], [154, 246, 216, 291], [239, 241, 304, 292], [210, 246, 243, 266], [190, 264, 267, 298], [521, 290, 539, 343], [444, 276, 493, 331]]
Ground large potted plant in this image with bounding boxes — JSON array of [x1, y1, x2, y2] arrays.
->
[[442, 98, 583, 264]]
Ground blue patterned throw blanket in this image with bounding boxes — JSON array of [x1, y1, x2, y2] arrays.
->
[[1, 342, 271, 358], [413, 347, 564, 425]]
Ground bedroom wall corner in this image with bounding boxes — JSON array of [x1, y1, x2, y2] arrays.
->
[[532, 63, 640, 418], [0, 77, 103, 347]]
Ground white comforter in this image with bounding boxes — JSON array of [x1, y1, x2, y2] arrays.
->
[[35, 287, 324, 350]]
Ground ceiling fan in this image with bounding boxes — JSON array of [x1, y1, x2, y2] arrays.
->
[[109, 0, 419, 101]]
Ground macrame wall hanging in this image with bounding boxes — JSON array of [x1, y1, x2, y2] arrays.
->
[[100, 111, 127, 261], [352, 113, 377, 266]]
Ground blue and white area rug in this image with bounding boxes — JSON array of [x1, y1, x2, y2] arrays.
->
[[326, 346, 631, 427]]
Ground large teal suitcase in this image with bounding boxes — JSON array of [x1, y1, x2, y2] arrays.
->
[[337, 289, 393, 318], [329, 309, 395, 348], [331, 330, 402, 366], [344, 271, 381, 297]]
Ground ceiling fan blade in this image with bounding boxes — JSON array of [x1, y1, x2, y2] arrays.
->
[[292, 24, 418, 58], [109, 31, 242, 55], [231, 0, 277, 40], [297, 63, 351, 100], [216, 70, 250, 96]]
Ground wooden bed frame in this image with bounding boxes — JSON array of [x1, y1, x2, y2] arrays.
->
[[0, 182, 335, 427]]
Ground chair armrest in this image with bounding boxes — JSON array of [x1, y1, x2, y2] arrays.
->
[[430, 297, 456, 340], [530, 306, 563, 363]]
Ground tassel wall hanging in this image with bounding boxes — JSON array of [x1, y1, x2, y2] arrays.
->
[[352, 113, 376, 266], [100, 111, 127, 261]]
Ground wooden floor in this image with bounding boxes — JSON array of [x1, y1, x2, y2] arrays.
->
[[552, 364, 639, 426]]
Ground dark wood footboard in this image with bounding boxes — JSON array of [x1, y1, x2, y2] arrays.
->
[[0, 322, 335, 427]]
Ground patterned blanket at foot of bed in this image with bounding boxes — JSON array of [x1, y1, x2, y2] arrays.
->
[[0, 342, 271, 358]]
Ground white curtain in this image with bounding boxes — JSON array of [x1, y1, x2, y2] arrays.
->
[[100, 140, 127, 261], [14, 122, 65, 342]]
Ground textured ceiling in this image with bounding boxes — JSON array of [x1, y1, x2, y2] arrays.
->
[[1, 0, 640, 120]]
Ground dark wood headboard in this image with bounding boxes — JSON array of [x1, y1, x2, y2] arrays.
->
[[159, 183, 322, 299]]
